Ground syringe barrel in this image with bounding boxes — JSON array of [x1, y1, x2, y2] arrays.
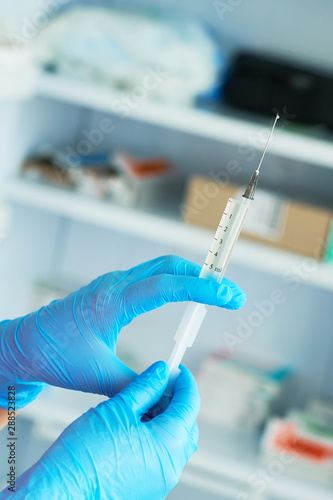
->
[[160, 117, 277, 408], [166, 196, 252, 398], [200, 197, 251, 283]]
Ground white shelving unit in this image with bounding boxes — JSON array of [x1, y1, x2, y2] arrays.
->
[[2, 72, 333, 500], [6, 178, 333, 291], [188, 449, 333, 500], [36, 73, 333, 170]]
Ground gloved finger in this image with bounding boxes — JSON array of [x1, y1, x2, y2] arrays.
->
[[153, 365, 200, 433], [189, 422, 199, 453], [121, 274, 246, 323], [0, 381, 45, 411], [222, 277, 244, 290], [39, 348, 138, 399], [191, 422, 199, 443], [114, 361, 169, 416], [222, 280, 247, 310], [125, 255, 201, 284], [106, 356, 138, 396]]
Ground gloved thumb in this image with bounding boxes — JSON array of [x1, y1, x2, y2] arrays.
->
[[116, 361, 169, 416]]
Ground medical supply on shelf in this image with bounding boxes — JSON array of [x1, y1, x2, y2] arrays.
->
[[184, 176, 333, 259], [163, 115, 279, 400], [261, 412, 333, 487], [112, 153, 176, 208], [20, 149, 175, 207], [324, 223, 333, 264], [197, 352, 290, 429], [224, 52, 333, 129], [306, 396, 333, 429], [35, 6, 222, 106], [0, 46, 36, 101]]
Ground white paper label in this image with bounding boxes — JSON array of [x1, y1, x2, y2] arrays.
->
[[237, 188, 288, 241]]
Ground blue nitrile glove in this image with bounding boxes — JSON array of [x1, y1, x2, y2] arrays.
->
[[0, 362, 200, 500], [0, 255, 246, 409]]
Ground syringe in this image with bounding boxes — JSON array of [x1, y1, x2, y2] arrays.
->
[[164, 113, 280, 399]]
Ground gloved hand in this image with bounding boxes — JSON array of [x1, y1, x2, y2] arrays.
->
[[0, 255, 246, 409], [0, 362, 200, 500]]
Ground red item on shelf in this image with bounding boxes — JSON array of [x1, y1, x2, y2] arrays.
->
[[272, 421, 333, 464]]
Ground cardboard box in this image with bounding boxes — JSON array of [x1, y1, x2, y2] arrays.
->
[[182, 176, 333, 258]]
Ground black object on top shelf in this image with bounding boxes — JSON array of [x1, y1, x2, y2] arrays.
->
[[223, 52, 333, 128]]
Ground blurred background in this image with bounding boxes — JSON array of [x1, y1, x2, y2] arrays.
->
[[1, 1, 333, 498]]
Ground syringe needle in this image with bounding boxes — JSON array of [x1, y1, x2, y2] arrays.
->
[[243, 112, 280, 200], [256, 113, 280, 173]]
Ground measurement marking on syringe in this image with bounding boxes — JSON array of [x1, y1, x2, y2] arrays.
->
[[165, 114, 279, 398]]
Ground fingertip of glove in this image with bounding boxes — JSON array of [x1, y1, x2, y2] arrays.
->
[[142, 361, 169, 378], [229, 290, 247, 309], [217, 282, 247, 309], [217, 285, 233, 304], [236, 292, 247, 308], [156, 361, 169, 376]]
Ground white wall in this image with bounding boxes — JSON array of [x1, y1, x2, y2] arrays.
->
[[117, 0, 333, 71], [1, 0, 333, 73]]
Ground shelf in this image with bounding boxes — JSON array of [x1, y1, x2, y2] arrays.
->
[[189, 423, 333, 500], [36, 73, 333, 170], [6, 178, 212, 252], [189, 449, 333, 500], [5, 178, 333, 291]]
